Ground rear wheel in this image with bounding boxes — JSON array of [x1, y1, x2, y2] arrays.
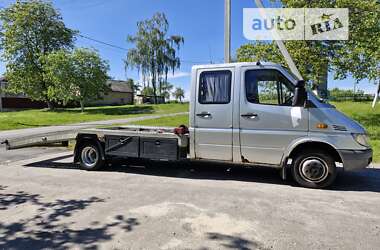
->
[[291, 150, 337, 189], [79, 141, 105, 171]]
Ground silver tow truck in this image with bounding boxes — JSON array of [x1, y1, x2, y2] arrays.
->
[[61, 62, 372, 189]]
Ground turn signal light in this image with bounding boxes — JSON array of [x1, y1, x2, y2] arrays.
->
[[316, 123, 328, 129]]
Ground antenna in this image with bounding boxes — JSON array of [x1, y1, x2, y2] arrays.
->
[[208, 45, 213, 64]]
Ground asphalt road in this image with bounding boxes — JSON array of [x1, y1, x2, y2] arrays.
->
[[0, 152, 379, 249]]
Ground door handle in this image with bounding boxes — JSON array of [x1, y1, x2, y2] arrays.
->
[[196, 112, 212, 118], [241, 113, 258, 119]]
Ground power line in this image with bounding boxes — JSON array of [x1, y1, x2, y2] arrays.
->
[[76, 33, 211, 64], [77, 34, 128, 51], [56, 0, 115, 10]]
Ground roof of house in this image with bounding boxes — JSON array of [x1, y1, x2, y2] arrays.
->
[[108, 80, 133, 93]]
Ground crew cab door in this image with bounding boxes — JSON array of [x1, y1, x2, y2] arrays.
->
[[239, 67, 308, 165], [194, 68, 234, 161]]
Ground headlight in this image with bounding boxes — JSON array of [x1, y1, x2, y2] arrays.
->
[[352, 133, 370, 147]]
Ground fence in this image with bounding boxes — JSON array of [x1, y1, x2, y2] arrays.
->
[[329, 94, 375, 102]]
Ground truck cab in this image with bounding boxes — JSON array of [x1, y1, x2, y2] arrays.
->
[[190, 62, 372, 188]]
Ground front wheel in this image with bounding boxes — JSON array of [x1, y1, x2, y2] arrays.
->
[[291, 150, 337, 189], [78, 141, 106, 171]]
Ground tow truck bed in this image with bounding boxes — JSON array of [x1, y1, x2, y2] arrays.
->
[[75, 125, 189, 162]]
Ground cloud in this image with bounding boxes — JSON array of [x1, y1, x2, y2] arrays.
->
[[167, 71, 190, 79]]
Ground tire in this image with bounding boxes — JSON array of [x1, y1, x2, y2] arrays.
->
[[291, 149, 337, 189], [78, 141, 106, 171]]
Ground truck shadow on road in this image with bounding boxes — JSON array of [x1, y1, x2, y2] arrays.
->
[[24, 155, 380, 193], [0, 187, 140, 249]]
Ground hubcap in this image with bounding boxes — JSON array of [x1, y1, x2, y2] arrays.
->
[[300, 157, 329, 183], [81, 146, 98, 168]]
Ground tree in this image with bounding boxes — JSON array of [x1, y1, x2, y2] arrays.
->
[[126, 78, 139, 104], [126, 78, 140, 93], [141, 87, 155, 96], [173, 87, 185, 103], [237, 0, 379, 92], [329, 87, 364, 96], [161, 81, 173, 100], [126, 12, 184, 103], [43, 48, 110, 112], [0, 0, 76, 109], [237, 41, 328, 84]]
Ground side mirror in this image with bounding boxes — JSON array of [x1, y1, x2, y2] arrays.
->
[[292, 80, 307, 106]]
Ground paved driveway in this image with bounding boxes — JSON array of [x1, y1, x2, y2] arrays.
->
[[0, 153, 379, 249]]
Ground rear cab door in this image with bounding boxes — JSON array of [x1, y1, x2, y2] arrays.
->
[[191, 66, 235, 161]]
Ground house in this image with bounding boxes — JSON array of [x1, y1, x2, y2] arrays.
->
[[91, 80, 134, 106], [0, 77, 46, 110], [135, 95, 165, 104], [0, 78, 134, 110]]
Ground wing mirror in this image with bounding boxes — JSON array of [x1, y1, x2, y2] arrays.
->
[[292, 80, 307, 107]]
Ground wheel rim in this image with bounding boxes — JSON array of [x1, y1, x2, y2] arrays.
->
[[299, 157, 329, 183], [81, 146, 98, 168]]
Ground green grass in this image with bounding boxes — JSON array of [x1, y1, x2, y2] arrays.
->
[[0, 103, 189, 131], [332, 101, 380, 162], [129, 114, 189, 127], [130, 101, 379, 162]]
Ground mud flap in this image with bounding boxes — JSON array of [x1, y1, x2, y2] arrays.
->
[[281, 165, 287, 180]]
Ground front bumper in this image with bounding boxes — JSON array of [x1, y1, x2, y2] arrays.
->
[[338, 149, 373, 171]]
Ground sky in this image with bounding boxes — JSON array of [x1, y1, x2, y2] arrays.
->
[[0, 0, 377, 99]]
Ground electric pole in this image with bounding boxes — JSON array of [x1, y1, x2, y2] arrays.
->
[[0, 81, 2, 112], [224, 0, 231, 63], [372, 81, 380, 108]]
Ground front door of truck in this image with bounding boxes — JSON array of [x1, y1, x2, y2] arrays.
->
[[239, 68, 308, 165], [194, 68, 234, 161]]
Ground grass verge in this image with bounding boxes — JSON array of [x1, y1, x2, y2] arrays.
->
[[0, 103, 189, 131], [332, 101, 379, 162], [128, 114, 189, 127]]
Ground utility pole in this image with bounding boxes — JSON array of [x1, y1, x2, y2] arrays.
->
[[372, 81, 380, 108], [224, 0, 231, 63], [0, 81, 2, 112]]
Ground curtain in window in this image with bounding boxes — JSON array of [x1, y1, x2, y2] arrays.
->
[[201, 71, 231, 103]]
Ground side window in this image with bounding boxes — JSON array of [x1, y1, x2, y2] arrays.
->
[[245, 69, 294, 106], [199, 70, 232, 104]]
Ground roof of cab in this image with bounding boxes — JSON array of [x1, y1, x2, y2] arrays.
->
[[191, 61, 282, 70]]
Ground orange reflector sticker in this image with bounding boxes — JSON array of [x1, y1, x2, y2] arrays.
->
[[316, 123, 328, 129]]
